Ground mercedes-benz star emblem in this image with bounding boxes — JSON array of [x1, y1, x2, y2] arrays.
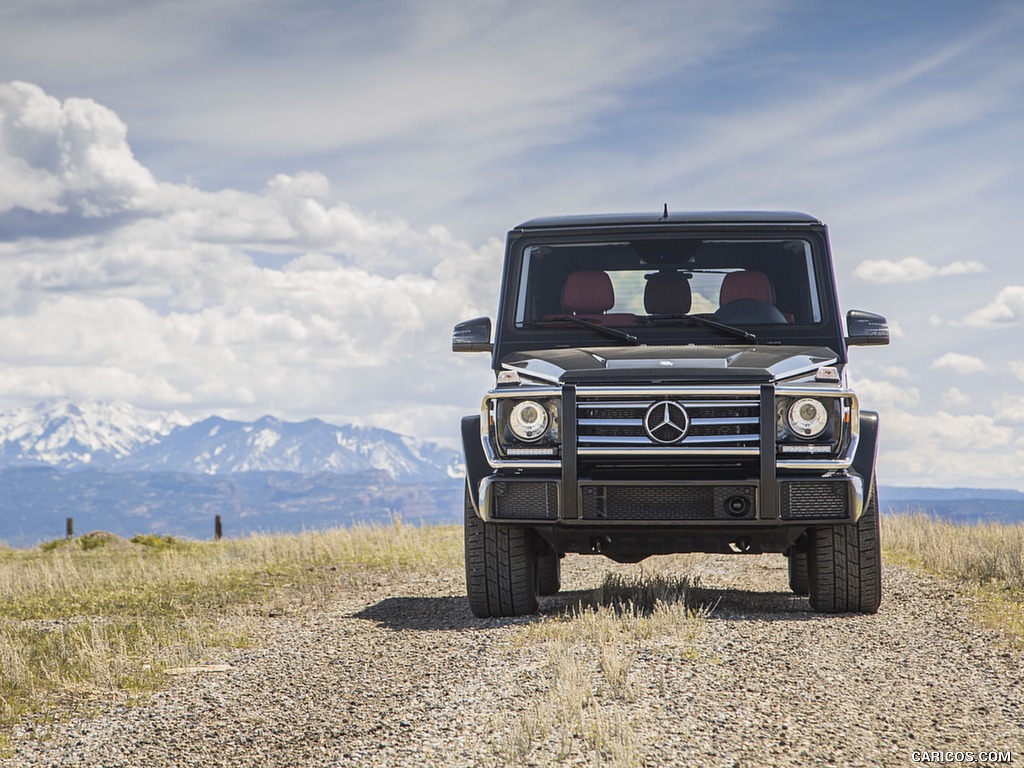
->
[[643, 400, 690, 444]]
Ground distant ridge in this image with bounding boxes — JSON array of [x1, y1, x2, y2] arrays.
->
[[882, 486, 1024, 502], [0, 400, 462, 482], [881, 485, 1024, 524]]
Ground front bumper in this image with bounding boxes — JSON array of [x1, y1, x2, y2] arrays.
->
[[479, 474, 864, 525], [474, 383, 866, 530]]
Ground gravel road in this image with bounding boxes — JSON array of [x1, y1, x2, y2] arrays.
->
[[7, 554, 1022, 767]]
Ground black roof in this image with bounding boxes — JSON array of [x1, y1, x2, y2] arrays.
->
[[514, 210, 822, 231]]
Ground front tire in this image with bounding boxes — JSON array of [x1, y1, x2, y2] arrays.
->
[[807, 481, 882, 614], [464, 485, 538, 618], [787, 550, 809, 595], [536, 547, 562, 596]]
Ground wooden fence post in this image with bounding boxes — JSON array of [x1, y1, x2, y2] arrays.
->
[[215, 515, 223, 541], [66, 517, 74, 540]]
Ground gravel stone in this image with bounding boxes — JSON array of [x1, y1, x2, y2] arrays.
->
[[7, 555, 1022, 767]]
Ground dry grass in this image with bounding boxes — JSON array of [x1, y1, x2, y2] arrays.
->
[[498, 568, 706, 767], [882, 512, 1024, 588], [883, 511, 1024, 642], [0, 522, 461, 748]]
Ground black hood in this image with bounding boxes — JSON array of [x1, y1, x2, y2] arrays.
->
[[501, 345, 840, 385]]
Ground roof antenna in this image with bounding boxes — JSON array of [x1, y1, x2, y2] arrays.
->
[[661, 203, 669, 220]]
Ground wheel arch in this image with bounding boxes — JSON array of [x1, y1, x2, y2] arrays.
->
[[461, 415, 489, 514], [852, 410, 880, 510]]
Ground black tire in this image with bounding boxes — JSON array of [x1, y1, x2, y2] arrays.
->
[[464, 485, 538, 618], [787, 550, 809, 595], [536, 548, 562, 596], [808, 481, 882, 614]]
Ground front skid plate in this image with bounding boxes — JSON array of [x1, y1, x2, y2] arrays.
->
[[531, 524, 807, 558]]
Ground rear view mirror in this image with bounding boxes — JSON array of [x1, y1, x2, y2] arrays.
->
[[846, 310, 889, 346], [452, 317, 493, 353]]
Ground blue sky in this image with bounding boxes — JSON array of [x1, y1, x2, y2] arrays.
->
[[1, 0, 1024, 489]]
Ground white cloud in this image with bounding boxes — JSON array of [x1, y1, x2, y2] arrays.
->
[[853, 257, 985, 283], [0, 80, 508, 440], [877, 407, 1022, 488], [882, 366, 912, 380], [853, 378, 920, 410], [962, 286, 1024, 327], [931, 352, 987, 374], [942, 387, 970, 407], [1011, 361, 1024, 382], [0, 81, 156, 216], [994, 396, 1024, 425]]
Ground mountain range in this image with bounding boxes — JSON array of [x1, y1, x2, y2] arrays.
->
[[0, 400, 463, 481], [0, 400, 465, 546]]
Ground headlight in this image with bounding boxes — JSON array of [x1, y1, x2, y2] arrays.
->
[[787, 398, 828, 439], [508, 400, 549, 441]]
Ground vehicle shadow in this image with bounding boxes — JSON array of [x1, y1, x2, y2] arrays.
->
[[350, 588, 597, 632], [687, 586, 819, 621], [351, 585, 823, 632]]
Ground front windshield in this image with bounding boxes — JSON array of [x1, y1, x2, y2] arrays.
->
[[513, 237, 823, 336]]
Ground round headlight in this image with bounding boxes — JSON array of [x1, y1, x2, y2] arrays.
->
[[508, 400, 549, 441], [787, 398, 829, 439]]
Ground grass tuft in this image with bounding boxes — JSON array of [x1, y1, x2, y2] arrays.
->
[[499, 567, 704, 767], [129, 534, 187, 550]]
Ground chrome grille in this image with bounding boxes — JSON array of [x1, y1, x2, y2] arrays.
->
[[576, 388, 761, 456]]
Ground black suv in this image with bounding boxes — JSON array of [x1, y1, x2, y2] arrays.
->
[[453, 211, 889, 616]]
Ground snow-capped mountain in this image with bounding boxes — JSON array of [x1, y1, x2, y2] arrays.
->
[[0, 401, 463, 482], [127, 415, 463, 481], [0, 400, 191, 468]]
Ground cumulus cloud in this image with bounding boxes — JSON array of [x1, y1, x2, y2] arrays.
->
[[881, 366, 912, 379], [1011, 361, 1024, 382], [931, 352, 987, 373], [994, 396, 1024, 425], [853, 377, 920, 410], [0, 80, 156, 217], [0, 80, 507, 442], [853, 256, 985, 283], [878, 407, 1022, 487], [962, 286, 1024, 327]]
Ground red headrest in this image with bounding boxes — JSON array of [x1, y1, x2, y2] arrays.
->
[[720, 271, 775, 306], [644, 272, 692, 315], [562, 271, 614, 313]]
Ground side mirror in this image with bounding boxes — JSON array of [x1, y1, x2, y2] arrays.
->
[[846, 310, 890, 346], [452, 316, 493, 353]]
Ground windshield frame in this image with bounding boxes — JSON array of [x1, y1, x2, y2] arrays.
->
[[491, 225, 847, 368]]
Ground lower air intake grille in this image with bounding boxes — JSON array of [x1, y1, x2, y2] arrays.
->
[[492, 482, 559, 520], [779, 481, 850, 520], [580, 485, 756, 521]]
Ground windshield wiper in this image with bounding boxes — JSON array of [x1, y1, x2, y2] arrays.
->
[[524, 317, 640, 345], [646, 313, 757, 342]]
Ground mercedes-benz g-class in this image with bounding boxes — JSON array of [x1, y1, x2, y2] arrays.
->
[[453, 211, 889, 616]]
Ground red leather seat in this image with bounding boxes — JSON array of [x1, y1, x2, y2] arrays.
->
[[720, 270, 775, 306], [719, 270, 793, 323], [557, 270, 636, 326]]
